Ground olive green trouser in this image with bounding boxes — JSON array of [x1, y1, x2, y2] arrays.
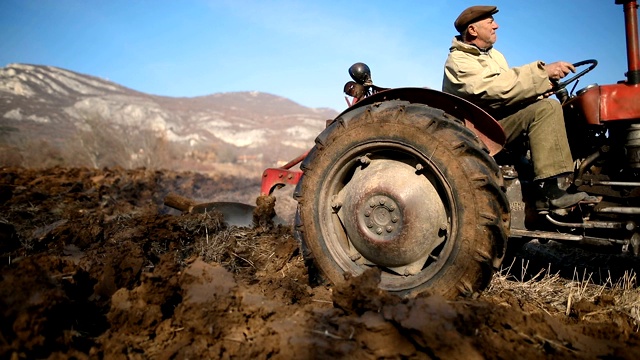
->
[[496, 98, 574, 181]]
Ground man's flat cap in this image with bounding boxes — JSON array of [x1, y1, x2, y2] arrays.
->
[[454, 5, 498, 33]]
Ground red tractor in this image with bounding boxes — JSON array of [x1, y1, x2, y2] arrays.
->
[[169, 1, 640, 299]]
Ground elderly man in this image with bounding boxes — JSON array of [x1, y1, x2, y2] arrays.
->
[[442, 5, 587, 211]]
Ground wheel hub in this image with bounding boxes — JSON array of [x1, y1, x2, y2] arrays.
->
[[361, 194, 401, 237], [336, 159, 447, 268]]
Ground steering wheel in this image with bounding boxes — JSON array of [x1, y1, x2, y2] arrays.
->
[[552, 59, 598, 93]]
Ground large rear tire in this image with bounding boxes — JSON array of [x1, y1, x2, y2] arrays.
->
[[293, 101, 509, 298]]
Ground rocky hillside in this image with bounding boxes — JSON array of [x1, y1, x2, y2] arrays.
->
[[0, 63, 338, 169]]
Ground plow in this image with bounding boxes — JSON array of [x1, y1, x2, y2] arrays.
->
[[167, 0, 640, 299]]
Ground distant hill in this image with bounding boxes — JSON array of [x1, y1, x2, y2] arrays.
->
[[0, 63, 338, 170]]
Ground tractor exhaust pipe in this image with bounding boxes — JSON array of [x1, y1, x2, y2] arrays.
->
[[619, 0, 640, 84]]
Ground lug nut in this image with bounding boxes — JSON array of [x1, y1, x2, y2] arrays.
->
[[330, 195, 342, 210]]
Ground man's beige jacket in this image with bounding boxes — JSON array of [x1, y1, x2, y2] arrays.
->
[[442, 36, 551, 112]]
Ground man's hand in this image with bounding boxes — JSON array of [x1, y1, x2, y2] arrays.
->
[[544, 61, 576, 80]]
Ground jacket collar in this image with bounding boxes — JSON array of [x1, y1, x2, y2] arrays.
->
[[450, 36, 493, 55]]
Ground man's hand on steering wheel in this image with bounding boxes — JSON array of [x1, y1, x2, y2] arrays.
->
[[544, 59, 598, 96], [544, 61, 576, 81]]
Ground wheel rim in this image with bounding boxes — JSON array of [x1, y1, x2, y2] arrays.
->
[[319, 141, 456, 292]]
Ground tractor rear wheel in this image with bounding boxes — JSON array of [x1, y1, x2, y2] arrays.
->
[[293, 101, 509, 298]]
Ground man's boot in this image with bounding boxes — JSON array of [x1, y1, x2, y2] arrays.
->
[[536, 176, 588, 211]]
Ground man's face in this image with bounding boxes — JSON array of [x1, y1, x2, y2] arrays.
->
[[469, 16, 499, 48]]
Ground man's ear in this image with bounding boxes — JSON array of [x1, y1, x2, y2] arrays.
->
[[467, 24, 478, 37]]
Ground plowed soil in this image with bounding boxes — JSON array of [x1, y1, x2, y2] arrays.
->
[[1, 166, 639, 359]]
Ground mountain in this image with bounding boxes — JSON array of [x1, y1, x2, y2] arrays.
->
[[0, 63, 339, 170]]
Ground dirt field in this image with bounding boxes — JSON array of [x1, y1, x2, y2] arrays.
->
[[1, 166, 640, 359]]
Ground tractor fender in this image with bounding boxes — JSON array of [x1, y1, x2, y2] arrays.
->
[[339, 87, 506, 156]]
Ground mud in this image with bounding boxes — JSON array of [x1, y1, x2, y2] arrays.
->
[[1, 166, 639, 359]]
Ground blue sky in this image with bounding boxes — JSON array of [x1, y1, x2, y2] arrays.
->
[[0, 0, 630, 111]]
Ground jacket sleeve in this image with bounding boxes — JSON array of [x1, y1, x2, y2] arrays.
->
[[444, 51, 551, 108]]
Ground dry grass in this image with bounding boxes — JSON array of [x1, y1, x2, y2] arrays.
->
[[486, 258, 640, 329], [193, 221, 291, 274], [196, 227, 261, 270]]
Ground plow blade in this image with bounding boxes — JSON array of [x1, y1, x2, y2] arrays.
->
[[164, 193, 256, 227]]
